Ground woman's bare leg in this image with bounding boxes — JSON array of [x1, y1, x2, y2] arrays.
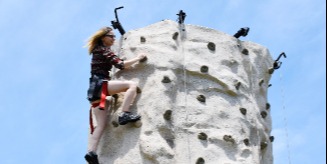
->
[[88, 106, 108, 152], [107, 81, 138, 112]]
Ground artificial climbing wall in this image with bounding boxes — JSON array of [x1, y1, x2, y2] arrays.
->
[[89, 20, 274, 164]]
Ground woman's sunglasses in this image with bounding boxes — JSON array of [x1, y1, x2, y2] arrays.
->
[[105, 35, 116, 38]]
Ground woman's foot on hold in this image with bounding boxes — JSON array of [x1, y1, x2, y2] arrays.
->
[[84, 151, 99, 164], [119, 112, 141, 125]]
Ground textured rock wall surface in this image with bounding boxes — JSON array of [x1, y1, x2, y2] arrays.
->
[[89, 20, 274, 164]]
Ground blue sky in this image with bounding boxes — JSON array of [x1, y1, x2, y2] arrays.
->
[[0, 0, 325, 164]]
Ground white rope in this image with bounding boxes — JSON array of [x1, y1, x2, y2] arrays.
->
[[246, 44, 258, 164], [179, 23, 192, 164], [279, 73, 292, 164]]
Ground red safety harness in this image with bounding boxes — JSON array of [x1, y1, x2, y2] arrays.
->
[[89, 81, 109, 134]]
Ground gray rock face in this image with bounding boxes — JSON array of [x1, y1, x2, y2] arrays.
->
[[89, 20, 274, 164]]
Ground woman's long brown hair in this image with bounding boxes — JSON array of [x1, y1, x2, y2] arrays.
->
[[85, 27, 112, 54]]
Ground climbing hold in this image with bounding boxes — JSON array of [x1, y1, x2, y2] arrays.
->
[[163, 110, 172, 121], [259, 79, 264, 86], [130, 47, 137, 52], [235, 82, 241, 90], [137, 87, 142, 93], [197, 95, 206, 103], [172, 32, 179, 40], [200, 65, 209, 73], [260, 141, 268, 150], [243, 139, 250, 146], [162, 76, 171, 83], [223, 135, 235, 143], [198, 132, 208, 140], [139, 56, 148, 62], [261, 111, 268, 119], [240, 108, 247, 115], [268, 84, 272, 87], [112, 94, 119, 100], [207, 42, 216, 51], [196, 157, 205, 164], [133, 120, 143, 128], [140, 36, 146, 43], [266, 103, 270, 110], [269, 136, 275, 142], [268, 67, 274, 74], [242, 48, 249, 55], [112, 121, 119, 127]]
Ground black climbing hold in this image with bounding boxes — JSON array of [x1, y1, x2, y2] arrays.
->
[[139, 56, 147, 62], [223, 135, 235, 143], [261, 111, 268, 119], [163, 110, 172, 121], [207, 42, 216, 51], [200, 66, 209, 73], [259, 79, 264, 86], [197, 95, 206, 103], [137, 87, 142, 93], [243, 139, 250, 146], [162, 76, 171, 83], [269, 136, 275, 142], [240, 108, 247, 115], [112, 94, 119, 99], [260, 141, 268, 150], [172, 32, 179, 40], [242, 48, 249, 55], [140, 36, 146, 43], [198, 132, 208, 140], [266, 103, 270, 110], [235, 82, 241, 90], [196, 157, 205, 164]]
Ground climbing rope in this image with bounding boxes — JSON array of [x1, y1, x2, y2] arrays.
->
[[249, 61, 260, 164], [179, 23, 192, 164], [279, 73, 292, 164]]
